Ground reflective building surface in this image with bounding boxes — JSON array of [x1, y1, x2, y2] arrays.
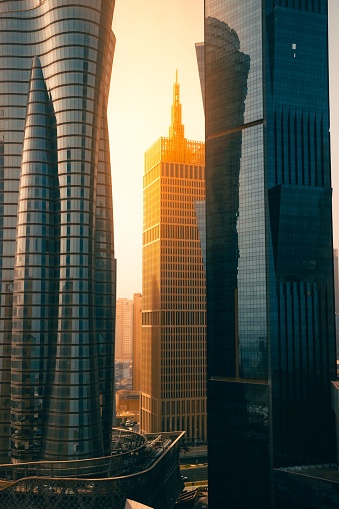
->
[[0, 0, 116, 463], [204, 1, 337, 507]]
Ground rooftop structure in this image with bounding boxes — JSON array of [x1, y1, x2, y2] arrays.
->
[[0, 429, 185, 509]]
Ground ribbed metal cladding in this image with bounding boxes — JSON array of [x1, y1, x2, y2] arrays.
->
[[0, 0, 116, 462]]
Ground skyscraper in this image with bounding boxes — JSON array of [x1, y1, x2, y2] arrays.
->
[[115, 298, 134, 362], [141, 74, 206, 443], [334, 249, 339, 364], [334, 249, 339, 316], [204, 1, 337, 507], [133, 292, 143, 392], [0, 0, 116, 463]]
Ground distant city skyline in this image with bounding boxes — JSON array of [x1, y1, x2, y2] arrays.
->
[[109, 0, 339, 299]]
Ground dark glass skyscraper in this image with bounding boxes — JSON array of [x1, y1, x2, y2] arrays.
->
[[0, 0, 116, 463], [205, 1, 336, 507]]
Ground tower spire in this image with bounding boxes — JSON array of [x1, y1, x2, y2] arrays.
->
[[169, 69, 185, 139]]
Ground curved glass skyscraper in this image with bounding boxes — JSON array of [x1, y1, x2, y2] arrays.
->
[[0, 0, 116, 463]]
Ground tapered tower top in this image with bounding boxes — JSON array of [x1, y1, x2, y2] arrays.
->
[[169, 70, 185, 139], [145, 70, 204, 168]]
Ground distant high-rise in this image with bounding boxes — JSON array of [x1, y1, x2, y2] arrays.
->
[[0, 0, 116, 463], [204, 1, 337, 507], [141, 73, 206, 443], [115, 298, 134, 362], [133, 293, 143, 392]]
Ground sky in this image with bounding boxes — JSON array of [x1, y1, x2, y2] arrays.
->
[[108, 0, 339, 300]]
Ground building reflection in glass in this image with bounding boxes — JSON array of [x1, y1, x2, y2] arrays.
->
[[205, 1, 336, 507]]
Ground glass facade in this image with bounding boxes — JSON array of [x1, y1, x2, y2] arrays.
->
[[141, 76, 207, 443], [0, 0, 116, 463], [205, 1, 336, 507]]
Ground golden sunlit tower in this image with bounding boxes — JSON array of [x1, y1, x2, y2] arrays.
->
[[141, 72, 206, 443], [115, 298, 134, 362], [133, 292, 142, 392]]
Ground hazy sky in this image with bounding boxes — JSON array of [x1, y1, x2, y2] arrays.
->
[[108, 0, 339, 300]]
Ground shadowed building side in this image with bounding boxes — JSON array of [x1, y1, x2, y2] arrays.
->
[[205, 1, 337, 507]]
